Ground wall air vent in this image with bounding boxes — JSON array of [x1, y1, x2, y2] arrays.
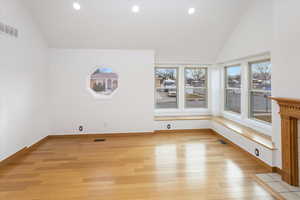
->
[[0, 22, 18, 38]]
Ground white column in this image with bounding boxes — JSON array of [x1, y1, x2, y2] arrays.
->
[[211, 65, 222, 116], [241, 60, 249, 121], [178, 67, 184, 112]]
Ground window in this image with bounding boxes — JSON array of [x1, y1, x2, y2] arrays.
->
[[155, 66, 208, 111], [155, 68, 178, 109], [225, 65, 241, 113], [184, 68, 207, 108], [88, 67, 119, 98], [249, 60, 272, 123]]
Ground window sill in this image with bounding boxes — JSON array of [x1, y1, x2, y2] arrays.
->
[[223, 111, 242, 120], [244, 118, 272, 134], [155, 108, 211, 116]]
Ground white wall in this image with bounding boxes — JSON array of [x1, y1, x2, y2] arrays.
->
[[48, 49, 154, 134], [0, 0, 49, 160], [155, 120, 211, 131], [211, 66, 222, 116], [272, 0, 300, 168], [217, 0, 273, 63]]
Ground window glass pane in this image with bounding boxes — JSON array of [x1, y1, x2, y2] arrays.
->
[[184, 68, 207, 109], [225, 66, 241, 113], [225, 89, 241, 113], [226, 66, 241, 88], [155, 68, 177, 109], [185, 88, 207, 108], [250, 91, 272, 123], [250, 60, 271, 90], [155, 68, 177, 88], [156, 88, 177, 109], [185, 68, 206, 88]]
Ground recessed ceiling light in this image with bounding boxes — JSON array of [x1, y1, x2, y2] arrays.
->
[[132, 5, 140, 13], [73, 2, 81, 10], [188, 8, 195, 15]]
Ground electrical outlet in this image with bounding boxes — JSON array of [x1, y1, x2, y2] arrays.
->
[[167, 124, 171, 129], [255, 148, 260, 157], [79, 125, 84, 132]]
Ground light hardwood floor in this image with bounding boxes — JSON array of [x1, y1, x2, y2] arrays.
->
[[0, 130, 276, 200]]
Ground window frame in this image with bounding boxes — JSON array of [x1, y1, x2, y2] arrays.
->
[[224, 65, 242, 114], [248, 59, 272, 124], [220, 54, 272, 136], [184, 67, 208, 109], [154, 67, 179, 110], [154, 65, 210, 115]]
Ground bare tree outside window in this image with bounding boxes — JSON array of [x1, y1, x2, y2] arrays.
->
[[155, 68, 178, 109], [250, 60, 272, 123], [225, 65, 241, 113], [184, 68, 207, 108]]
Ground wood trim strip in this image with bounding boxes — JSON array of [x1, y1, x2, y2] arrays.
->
[[28, 136, 49, 151], [50, 130, 213, 138], [48, 132, 154, 138], [0, 147, 28, 167], [272, 167, 283, 175], [271, 97, 300, 105], [271, 97, 300, 186], [281, 116, 299, 185], [0, 136, 49, 168], [154, 129, 213, 134]]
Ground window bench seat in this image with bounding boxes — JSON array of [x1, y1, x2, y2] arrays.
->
[[212, 117, 275, 150], [211, 116, 275, 168], [154, 115, 274, 150], [154, 115, 276, 168]]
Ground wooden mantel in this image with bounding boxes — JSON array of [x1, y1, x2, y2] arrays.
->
[[271, 97, 300, 186]]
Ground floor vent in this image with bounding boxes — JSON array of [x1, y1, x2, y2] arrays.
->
[[94, 138, 106, 142], [219, 139, 227, 144]]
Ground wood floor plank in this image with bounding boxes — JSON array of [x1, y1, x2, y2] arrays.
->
[[0, 131, 276, 200]]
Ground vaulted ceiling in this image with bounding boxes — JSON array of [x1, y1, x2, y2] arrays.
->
[[25, 0, 251, 63]]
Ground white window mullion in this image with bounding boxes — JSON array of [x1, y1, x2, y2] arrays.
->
[[178, 67, 185, 111], [241, 61, 249, 120], [224, 65, 241, 114], [206, 67, 210, 110], [220, 66, 225, 112]]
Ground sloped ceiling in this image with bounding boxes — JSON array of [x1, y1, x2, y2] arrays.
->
[[25, 0, 251, 63]]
